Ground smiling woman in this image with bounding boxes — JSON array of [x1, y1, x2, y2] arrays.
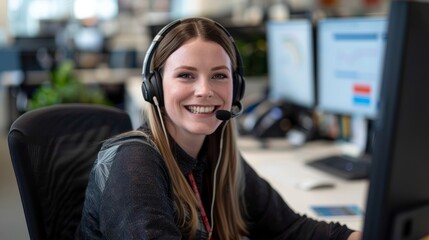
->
[[77, 17, 361, 240]]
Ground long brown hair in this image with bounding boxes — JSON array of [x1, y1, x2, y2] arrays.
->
[[145, 18, 248, 239]]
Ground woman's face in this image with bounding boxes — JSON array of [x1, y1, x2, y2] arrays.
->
[[162, 37, 233, 142]]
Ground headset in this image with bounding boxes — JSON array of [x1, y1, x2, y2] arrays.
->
[[141, 17, 245, 117]]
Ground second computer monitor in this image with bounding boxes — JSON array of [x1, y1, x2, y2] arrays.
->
[[266, 19, 315, 108], [317, 17, 387, 119]]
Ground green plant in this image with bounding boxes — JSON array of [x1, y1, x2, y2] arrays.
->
[[235, 36, 268, 76], [28, 61, 111, 110]]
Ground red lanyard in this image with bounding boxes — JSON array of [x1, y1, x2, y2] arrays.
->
[[188, 172, 212, 239]]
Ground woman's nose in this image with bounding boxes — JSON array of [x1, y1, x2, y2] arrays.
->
[[195, 79, 213, 98]]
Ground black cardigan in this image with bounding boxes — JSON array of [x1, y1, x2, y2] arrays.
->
[[78, 131, 354, 239]]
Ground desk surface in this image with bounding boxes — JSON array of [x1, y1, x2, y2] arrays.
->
[[238, 137, 368, 231]]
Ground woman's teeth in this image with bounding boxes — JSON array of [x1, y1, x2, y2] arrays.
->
[[187, 106, 215, 114]]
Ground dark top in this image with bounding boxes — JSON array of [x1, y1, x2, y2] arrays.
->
[[78, 130, 354, 240]]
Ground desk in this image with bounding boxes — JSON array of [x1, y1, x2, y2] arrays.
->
[[238, 137, 368, 231]]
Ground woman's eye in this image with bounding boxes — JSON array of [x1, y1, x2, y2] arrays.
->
[[212, 73, 227, 79], [178, 73, 193, 79]]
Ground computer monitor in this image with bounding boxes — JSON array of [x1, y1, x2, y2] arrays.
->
[[317, 17, 387, 119], [0, 47, 21, 72], [266, 19, 315, 108], [363, 1, 429, 239], [306, 17, 387, 180], [0, 47, 23, 86], [14, 36, 57, 71]]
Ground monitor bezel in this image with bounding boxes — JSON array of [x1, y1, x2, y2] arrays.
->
[[363, 1, 429, 239]]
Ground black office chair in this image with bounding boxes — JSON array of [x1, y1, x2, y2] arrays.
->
[[7, 103, 133, 240]]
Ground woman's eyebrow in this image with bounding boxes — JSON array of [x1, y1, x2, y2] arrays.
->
[[211, 65, 230, 71], [174, 65, 230, 71], [174, 66, 197, 71]]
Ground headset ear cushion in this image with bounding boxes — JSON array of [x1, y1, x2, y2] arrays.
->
[[149, 70, 164, 106], [233, 73, 246, 103], [142, 79, 154, 104]]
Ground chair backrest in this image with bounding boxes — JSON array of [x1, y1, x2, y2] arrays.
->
[[7, 103, 133, 240]]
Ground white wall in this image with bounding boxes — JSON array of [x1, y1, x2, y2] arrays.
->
[[0, 0, 7, 25]]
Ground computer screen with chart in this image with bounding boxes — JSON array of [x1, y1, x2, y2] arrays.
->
[[266, 19, 315, 108], [317, 17, 387, 119]]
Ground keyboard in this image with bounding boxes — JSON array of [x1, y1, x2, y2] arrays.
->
[[306, 154, 371, 180]]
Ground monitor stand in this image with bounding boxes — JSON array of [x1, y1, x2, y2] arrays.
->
[[306, 117, 374, 180], [392, 203, 429, 240]]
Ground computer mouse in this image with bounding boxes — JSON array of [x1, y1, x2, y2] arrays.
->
[[295, 179, 335, 191]]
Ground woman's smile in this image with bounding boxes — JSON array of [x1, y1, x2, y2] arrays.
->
[[185, 105, 219, 114]]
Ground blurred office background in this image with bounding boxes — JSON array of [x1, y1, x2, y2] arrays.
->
[[0, 0, 388, 239]]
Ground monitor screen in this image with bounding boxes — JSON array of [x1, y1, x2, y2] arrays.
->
[[363, 1, 429, 239], [266, 19, 315, 108], [317, 17, 387, 119], [0, 47, 21, 72], [0, 47, 23, 85], [14, 36, 57, 71]]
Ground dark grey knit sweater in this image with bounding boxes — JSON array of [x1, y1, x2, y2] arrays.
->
[[77, 130, 354, 240]]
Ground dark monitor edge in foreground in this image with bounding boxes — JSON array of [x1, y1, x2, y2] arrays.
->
[[363, 1, 429, 239]]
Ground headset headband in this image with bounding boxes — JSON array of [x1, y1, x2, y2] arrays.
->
[[142, 17, 244, 78]]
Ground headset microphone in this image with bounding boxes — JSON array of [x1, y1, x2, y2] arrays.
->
[[216, 110, 232, 121], [215, 101, 244, 121]]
